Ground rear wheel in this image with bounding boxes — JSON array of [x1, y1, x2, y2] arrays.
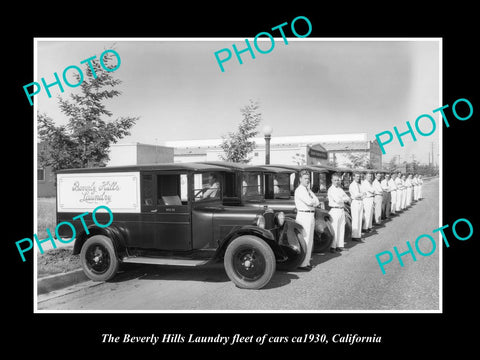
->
[[224, 235, 275, 290], [80, 235, 119, 281]]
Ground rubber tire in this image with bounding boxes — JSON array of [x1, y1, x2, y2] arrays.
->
[[224, 235, 276, 290], [80, 235, 119, 282], [277, 230, 307, 271]]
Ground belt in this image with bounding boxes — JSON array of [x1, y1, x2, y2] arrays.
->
[[365, 196, 374, 198], [298, 210, 315, 213], [330, 206, 344, 209]]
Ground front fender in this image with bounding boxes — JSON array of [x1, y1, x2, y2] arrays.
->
[[277, 218, 305, 255], [215, 225, 277, 259]]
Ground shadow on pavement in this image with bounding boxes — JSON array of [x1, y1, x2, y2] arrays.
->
[[110, 262, 231, 284], [262, 272, 300, 290], [110, 262, 300, 290]]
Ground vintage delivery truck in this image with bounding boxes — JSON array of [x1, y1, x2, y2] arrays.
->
[[55, 162, 307, 289]]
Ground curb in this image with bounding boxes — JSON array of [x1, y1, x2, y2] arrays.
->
[[37, 268, 88, 295]]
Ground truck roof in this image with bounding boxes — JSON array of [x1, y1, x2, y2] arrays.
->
[[55, 162, 235, 174], [252, 164, 331, 173], [201, 161, 270, 172]]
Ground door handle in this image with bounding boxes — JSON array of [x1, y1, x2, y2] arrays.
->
[[150, 209, 158, 213]]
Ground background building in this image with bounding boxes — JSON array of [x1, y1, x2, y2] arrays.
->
[[166, 133, 381, 168], [108, 142, 174, 166]]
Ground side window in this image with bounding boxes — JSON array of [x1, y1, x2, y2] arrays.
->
[[157, 174, 188, 206], [274, 173, 291, 199], [193, 172, 221, 201], [241, 173, 262, 198], [342, 173, 352, 190], [319, 173, 327, 192], [141, 174, 156, 210]]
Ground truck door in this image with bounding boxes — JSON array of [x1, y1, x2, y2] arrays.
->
[[155, 172, 191, 250], [141, 171, 192, 250]]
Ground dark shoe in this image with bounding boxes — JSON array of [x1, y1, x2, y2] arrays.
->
[[336, 247, 343, 252], [352, 238, 364, 243], [297, 266, 312, 271], [330, 248, 336, 253]]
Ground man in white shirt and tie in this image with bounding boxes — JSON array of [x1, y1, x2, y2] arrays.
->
[[294, 169, 320, 270], [401, 174, 408, 209], [372, 172, 384, 224], [395, 172, 404, 212], [361, 172, 375, 233], [328, 173, 351, 252], [405, 174, 413, 207], [380, 173, 392, 219], [418, 175, 423, 199], [412, 174, 419, 201], [388, 173, 398, 215], [348, 172, 364, 242]]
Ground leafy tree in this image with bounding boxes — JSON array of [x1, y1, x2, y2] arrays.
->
[[38, 48, 138, 171], [220, 99, 262, 163], [345, 152, 370, 169], [292, 153, 306, 166]]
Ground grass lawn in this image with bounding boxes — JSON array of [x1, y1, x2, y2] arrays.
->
[[37, 197, 82, 278], [37, 248, 82, 278], [37, 197, 56, 239]]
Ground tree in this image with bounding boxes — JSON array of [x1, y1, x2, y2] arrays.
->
[[38, 48, 138, 172], [292, 153, 306, 166], [346, 152, 366, 169], [219, 99, 262, 163]]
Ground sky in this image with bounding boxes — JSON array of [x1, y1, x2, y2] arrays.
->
[[36, 38, 441, 165]]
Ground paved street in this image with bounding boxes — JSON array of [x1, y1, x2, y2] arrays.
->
[[37, 178, 440, 311]]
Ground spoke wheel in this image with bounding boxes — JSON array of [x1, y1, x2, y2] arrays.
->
[[80, 235, 119, 282], [224, 235, 275, 290]]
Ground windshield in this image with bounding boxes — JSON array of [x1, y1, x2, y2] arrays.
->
[[241, 172, 264, 201], [273, 173, 291, 199]]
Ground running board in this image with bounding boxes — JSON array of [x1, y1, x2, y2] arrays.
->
[[121, 256, 210, 267]]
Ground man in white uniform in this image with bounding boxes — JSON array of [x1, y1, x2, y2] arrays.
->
[[418, 175, 423, 199], [401, 174, 408, 209], [389, 173, 397, 215], [328, 173, 351, 252], [372, 172, 384, 224], [381, 173, 391, 219], [294, 169, 320, 270], [348, 172, 364, 242], [395, 172, 403, 212], [361, 172, 375, 233], [405, 174, 413, 207], [413, 174, 419, 201]]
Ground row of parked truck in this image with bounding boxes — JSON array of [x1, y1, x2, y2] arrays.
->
[[56, 161, 373, 289]]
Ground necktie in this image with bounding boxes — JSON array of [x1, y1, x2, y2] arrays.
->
[[306, 187, 314, 199]]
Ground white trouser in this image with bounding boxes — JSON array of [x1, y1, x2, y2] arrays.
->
[[396, 189, 402, 212], [374, 195, 383, 223], [418, 186, 422, 199], [362, 197, 374, 229], [406, 187, 412, 206], [390, 190, 397, 213], [296, 211, 315, 267], [414, 185, 419, 200], [401, 189, 407, 209], [329, 208, 346, 248], [350, 199, 363, 238]]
